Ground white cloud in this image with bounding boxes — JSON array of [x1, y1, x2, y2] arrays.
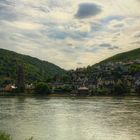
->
[[8, 21, 43, 30], [0, 0, 140, 69]]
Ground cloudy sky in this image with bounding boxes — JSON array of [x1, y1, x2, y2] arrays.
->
[[0, 0, 140, 69]]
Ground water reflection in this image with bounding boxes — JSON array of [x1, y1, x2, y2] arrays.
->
[[0, 96, 140, 140]]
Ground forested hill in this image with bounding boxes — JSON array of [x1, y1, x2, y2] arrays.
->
[[0, 48, 65, 83], [85, 48, 140, 77], [99, 48, 140, 64]]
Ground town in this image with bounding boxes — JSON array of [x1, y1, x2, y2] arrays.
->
[[0, 59, 140, 96]]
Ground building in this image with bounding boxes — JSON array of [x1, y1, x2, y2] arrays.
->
[[77, 86, 89, 96]]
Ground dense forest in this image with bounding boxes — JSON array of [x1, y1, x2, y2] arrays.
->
[[0, 48, 65, 84]]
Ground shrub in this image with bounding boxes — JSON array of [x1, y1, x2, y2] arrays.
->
[[0, 132, 11, 140], [96, 87, 111, 96], [25, 137, 33, 140], [53, 85, 72, 93], [0, 131, 33, 140], [112, 83, 130, 95], [34, 82, 50, 95], [62, 85, 73, 92]]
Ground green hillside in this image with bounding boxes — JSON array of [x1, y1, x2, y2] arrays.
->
[[86, 48, 140, 75], [99, 48, 140, 64], [0, 48, 65, 84]]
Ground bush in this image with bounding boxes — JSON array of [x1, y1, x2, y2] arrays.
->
[[35, 82, 50, 95], [25, 137, 33, 140], [0, 132, 11, 140], [0, 131, 33, 140], [53, 85, 73, 93], [136, 85, 140, 94], [96, 87, 111, 96], [62, 85, 73, 92], [112, 83, 130, 95]]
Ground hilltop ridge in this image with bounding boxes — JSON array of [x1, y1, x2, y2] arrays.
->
[[97, 48, 140, 64], [0, 48, 65, 84]]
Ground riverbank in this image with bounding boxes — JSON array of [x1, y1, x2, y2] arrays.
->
[[0, 91, 139, 97]]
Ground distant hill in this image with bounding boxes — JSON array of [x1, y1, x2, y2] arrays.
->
[[0, 48, 65, 84], [99, 48, 140, 64], [85, 48, 140, 74]]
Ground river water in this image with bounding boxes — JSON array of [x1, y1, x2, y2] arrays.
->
[[0, 96, 140, 140]]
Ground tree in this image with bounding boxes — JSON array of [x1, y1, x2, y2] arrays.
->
[[61, 74, 70, 83], [34, 82, 50, 95], [113, 83, 130, 95]]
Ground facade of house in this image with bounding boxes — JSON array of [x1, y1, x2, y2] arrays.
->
[[4, 84, 17, 92]]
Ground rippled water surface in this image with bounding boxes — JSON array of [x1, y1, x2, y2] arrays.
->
[[0, 96, 140, 140]]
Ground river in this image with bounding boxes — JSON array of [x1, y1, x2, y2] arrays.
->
[[0, 96, 140, 140]]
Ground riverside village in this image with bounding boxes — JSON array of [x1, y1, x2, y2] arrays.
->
[[0, 59, 140, 96]]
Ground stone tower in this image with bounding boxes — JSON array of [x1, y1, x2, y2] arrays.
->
[[16, 64, 25, 92]]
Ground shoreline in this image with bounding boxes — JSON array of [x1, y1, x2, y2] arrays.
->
[[0, 92, 139, 98]]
